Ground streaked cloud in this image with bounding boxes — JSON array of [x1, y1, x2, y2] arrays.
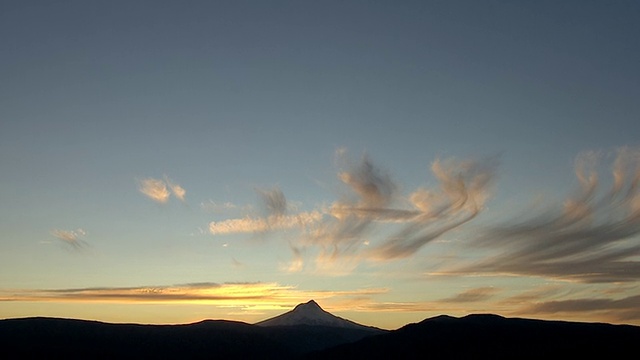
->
[[137, 175, 186, 203], [205, 147, 639, 286], [525, 294, 640, 314], [0, 282, 388, 310], [498, 285, 640, 324], [369, 156, 498, 260], [450, 147, 640, 283], [209, 211, 323, 235], [208, 187, 324, 235], [206, 150, 497, 274], [309, 151, 498, 268], [442, 287, 499, 303], [50, 228, 88, 250]]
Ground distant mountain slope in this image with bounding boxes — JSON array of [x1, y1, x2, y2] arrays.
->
[[306, 314, 640, 359]]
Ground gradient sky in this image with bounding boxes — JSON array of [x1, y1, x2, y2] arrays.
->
[[1, 0, 639, 329]]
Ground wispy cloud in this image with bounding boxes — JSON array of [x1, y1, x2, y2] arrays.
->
[[231, 257, 245, 269], [137, 176, 186, 203], [164, 176, 186, 202], [204, 147, 639, 284], [309, 151, 498, 268], [205, 149, 497, 274], [201, 200, 243, 213], [450, 147, 640, 283], [50, 228, 88, 250], [257, 187, 287, 217], [368, 156, 498, 260], [209, 186, 323, 235], [281, 244, 304, 273]]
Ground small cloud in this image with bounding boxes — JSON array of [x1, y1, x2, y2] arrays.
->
[[138, 178, 170, 203], [137, 176, 186, 203], [50, 228, 88, 250], [208, 211, 323, 235], [210, 217, 270, 235]]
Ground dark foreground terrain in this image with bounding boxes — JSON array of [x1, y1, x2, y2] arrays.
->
[[1, 314, 638, 359], [307, 314, 640, 359], [0, 317, 382, 359]]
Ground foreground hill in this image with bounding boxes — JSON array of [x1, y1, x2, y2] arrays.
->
[[0, 317, 387, 359], [0, 317, 287, 359], [306, 314, 640, 359]]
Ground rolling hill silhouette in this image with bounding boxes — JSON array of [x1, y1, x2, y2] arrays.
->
[[305, 313, 640, 359], [1, 302, 639, 359], [0, 300, 383, 358]]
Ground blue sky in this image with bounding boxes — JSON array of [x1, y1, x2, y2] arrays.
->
[[1, 1, 639, 328]]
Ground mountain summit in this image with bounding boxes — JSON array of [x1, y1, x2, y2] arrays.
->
[[255, 300, 375, 330]]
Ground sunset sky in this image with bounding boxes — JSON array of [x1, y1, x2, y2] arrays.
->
[[1, 1, 639, 329]]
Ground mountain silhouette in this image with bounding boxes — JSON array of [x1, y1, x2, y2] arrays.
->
[[254, 300, 386, 354], [2, 306, 640, 359], [256, 299, 380, 331]]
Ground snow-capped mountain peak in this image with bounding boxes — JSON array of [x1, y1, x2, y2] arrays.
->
[[255, 300, 374, 330]]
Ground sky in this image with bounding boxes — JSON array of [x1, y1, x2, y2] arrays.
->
[[1, 0, 639, 329]]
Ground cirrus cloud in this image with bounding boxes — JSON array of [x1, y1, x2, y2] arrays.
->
[[448, 147, 640, 283], [206, 149, 498, 274]]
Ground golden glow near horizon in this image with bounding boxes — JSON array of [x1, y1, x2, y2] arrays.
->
[[0, 282, 388, 309], [2, 279, 639, 329]]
